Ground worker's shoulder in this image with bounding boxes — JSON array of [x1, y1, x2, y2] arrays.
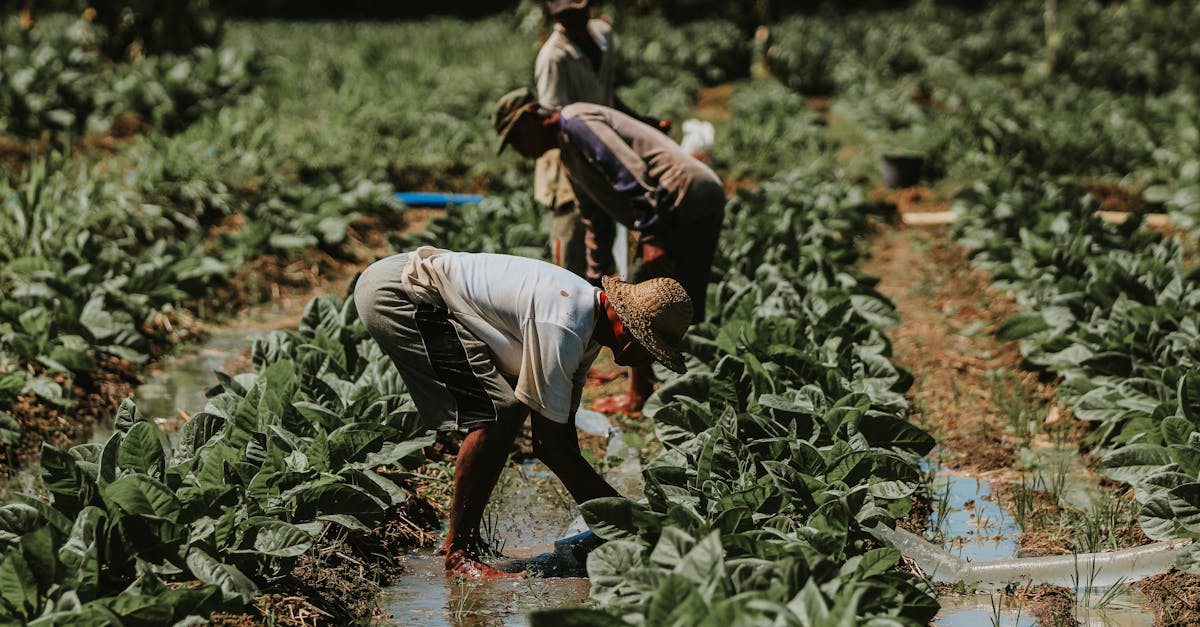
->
[[535, 31, 574, 64], [560, 101, 612, 119]]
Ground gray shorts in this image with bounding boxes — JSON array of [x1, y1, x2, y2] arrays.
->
[[353, 254, 522, 431]]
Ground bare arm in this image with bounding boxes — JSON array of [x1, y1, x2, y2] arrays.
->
[[530, 412, 619, 503]]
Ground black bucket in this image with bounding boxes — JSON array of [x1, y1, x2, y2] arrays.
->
[[881, 152, 925, 188]]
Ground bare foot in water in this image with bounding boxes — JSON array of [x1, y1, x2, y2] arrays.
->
[[445, 549, 523, 579], [590, 394, 643, 416]]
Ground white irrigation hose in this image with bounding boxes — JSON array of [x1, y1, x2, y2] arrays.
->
[[872, 523, 1191, 588]]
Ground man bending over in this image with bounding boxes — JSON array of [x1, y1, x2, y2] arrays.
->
[[354, 246, 692, 577], [493, 89, 724, 413]]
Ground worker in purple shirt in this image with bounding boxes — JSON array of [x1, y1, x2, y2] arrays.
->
[[492, 88, 725, 413], [534, 0, 669, 278]]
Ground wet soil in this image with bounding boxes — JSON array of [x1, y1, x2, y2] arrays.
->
[[862, 225, 1057, 473], [1, 303, 204, 478], [862, 225, 1161, 625], [863, 224, 1156, 545], [694, 84, 733, 122], [1088, 183, 1146, 215], [871, 185, 951, 216], [211, 489, 444, 627], [0, 113, 149, 170], [1, 355, 140, 476], [1138, 570, 1200, 626]]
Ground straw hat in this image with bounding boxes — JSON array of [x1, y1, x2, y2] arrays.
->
[[602, 276, 692, 374]]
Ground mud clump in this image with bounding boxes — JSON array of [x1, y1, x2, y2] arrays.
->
[[1021, 584, 1078, 627], [212, 488, 443, 627], [1139, 570, 1200, 627]]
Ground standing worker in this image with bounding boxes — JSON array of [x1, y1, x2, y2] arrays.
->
[[535, 0, 669, 278], [354, 247, 693, 577], [493, 89, 725, 414]]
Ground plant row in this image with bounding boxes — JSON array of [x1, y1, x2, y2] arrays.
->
[[0, 290, 437, 624], [1, 13, 250, 141], [763, 1, 1200, 225], [952, 174, 1200, 574], [526, 166, 939, 625], [0, 142, 401, 456], [2, 16, 528, 467]]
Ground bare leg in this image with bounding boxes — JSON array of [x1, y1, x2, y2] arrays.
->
[[627, 366, 654, 413], [531, 414, 619, 503], [443, 412, 526, 578], [593, 366, 654, 415]]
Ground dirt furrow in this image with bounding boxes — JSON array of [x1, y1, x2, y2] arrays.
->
[[861, 222, 1147, 626]]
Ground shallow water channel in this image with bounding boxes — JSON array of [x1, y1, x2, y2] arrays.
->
[[0, 300, 1170, 625], [0, 310, 282, 502], [928, 466, 1156, 626], [377, 410, 636, 626]]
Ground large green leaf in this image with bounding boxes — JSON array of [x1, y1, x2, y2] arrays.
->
[[1167, 483, 1200, 535], [117, 421, 166, 479], [1096, 444, 1175, 485], [647, 574, 708, 627], [675, 530, 726, 590], [104, 475, 181, 522], [1161, 416, 1195, 447], [580, 497, 658, 542], [328, 423, 385, 466], [0, 504, 42, 536], [293, 483, 384, 525], [185, 549, 257, 604], [0, 552, 37, 619], [856, 416, 934, 455], [58, 507, 104, 596], [1139, 495, 1182, 541], [994, 312, 1051, 341], [41, 445, 93, 516], [248, 520, 313, 558]]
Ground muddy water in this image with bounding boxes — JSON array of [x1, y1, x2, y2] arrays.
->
[[927, 465, 1158, 626], [936, 592, 1155, 627], [935, 596, 1036, 627], [377, 459, 594, 627], [377, 411, 634, 626], [928, 465, 1021, 563], [130, 327, 262, 432], [1, 305, 297, 503]]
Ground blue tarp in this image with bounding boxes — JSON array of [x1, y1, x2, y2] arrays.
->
[[393, 192, 483, 207]]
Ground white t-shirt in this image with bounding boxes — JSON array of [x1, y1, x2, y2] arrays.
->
[[397, 247, 601, 423]]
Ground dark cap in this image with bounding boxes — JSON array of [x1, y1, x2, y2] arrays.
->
[[491, 87, 538, 155]]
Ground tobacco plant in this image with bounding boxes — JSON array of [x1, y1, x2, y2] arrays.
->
[[531, 170, 938, 626], [0, 292, 433, 623], [953, 175, 1200, 573]]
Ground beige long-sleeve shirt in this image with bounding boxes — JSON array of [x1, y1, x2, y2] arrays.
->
[[533, 20, 616, 209]]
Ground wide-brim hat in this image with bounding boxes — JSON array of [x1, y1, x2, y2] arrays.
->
[[545, 0, 588, 15], [492, 87, 538, 155], [602, 275, 692, 374]]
